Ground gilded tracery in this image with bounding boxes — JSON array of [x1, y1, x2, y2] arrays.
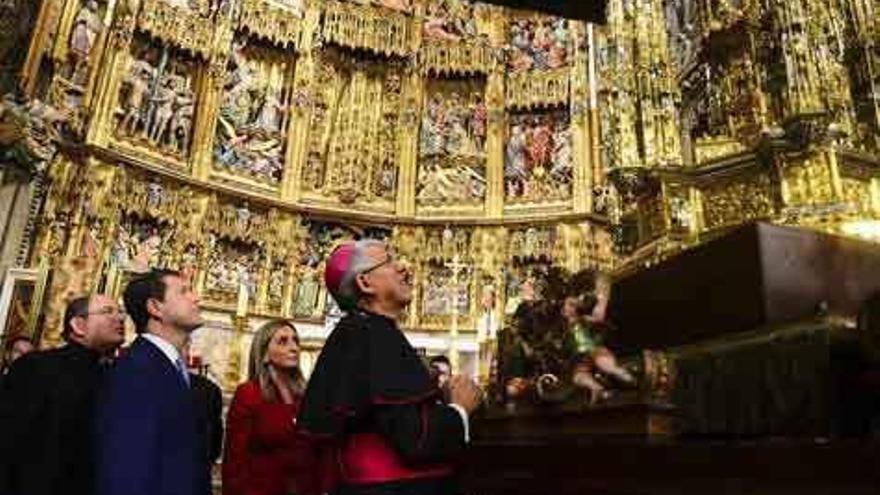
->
[[7, 0, 880, 388]]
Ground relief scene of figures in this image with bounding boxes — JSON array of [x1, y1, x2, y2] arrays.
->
[[417, 78, 488, 207], [507, 17, 571, 72], [213, 40, 294, 185], [505, 110, 572, 202], [114, 36, 198, 161], [204, 236, 262, 305], [65, 0, 106, 87], [422, 265, 472, 318], [110, 215, 175, 274], [422, 0, 484, 42]]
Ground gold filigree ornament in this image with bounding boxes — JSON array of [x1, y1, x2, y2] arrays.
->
[[136, 0, 214, 59], [238, 0, 304, 49], [110, 169, 193, 223], [418, 40, 495, 75], [701, 173, 775, 230], [321, 1, 413, 57], [504, 66, 571, 110]]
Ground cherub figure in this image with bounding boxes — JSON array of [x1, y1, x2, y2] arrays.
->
[[563, 273, 635, 404], [496, 268, 637, 406]]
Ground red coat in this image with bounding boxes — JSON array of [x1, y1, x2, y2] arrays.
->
[[222, 380, 319, 495]]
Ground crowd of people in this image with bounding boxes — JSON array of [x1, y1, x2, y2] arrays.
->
[[0, 239, 484, 495]]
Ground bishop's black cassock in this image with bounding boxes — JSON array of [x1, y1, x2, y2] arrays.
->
[[298, 310, 467, 495]]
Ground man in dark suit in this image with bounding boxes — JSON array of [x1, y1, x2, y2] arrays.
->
[[0, 294, 125, 495], [95, 269, 205, 495], [187, 357, 223, 495]]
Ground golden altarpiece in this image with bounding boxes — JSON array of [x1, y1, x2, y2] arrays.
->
[[0, 0, 878, 392]]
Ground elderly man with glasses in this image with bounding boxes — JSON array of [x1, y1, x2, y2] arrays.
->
[[0, 294, 126, 495], [299, 239, 483, 495]]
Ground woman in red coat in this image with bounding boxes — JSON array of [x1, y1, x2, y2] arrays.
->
[[223, 319, 318, 495]]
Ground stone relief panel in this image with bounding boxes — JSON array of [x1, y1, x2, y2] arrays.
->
[[204, 235, 263, 307], [502, 259, 550, 315], [505, 109, 572, 204], [417, 78, 487, 209], [213, 39, 295, 186], [48, 0, 109, 113], [506, 16, 570, 72], [110, 213, 176, 274], [416, 226, 475, 326], [66, 0, 107, 84], [421, 263, 472, 317], [114, 34, 199, 165], [700, 173, 775, 230], [422, 0, 483, 42], [292, 220, 358, 317], [501, 226, 557, 313], [265, 258, 290, 314]]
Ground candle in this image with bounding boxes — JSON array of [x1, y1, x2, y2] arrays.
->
[[236, 282, 249, 317]]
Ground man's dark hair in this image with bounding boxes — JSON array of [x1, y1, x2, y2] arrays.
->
[[429, 355, 451, 367], [62, 296, 92, 343], [124, 269, 180, 334]]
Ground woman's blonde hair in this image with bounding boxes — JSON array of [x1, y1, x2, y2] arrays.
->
[[248, 319, 305, 400]]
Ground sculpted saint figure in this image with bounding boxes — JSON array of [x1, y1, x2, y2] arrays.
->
[[68, 0, 103, 83], [120, 60, 153, 135], [148, 77, 177, 145]]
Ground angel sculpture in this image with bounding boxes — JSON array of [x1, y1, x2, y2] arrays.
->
[[496, 268, 637, 406]]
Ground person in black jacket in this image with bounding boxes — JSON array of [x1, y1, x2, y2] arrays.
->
[[188, 355, 223, 495], [0, 294, 125, 495]]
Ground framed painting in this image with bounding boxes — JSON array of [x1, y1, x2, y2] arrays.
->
[[0, 267, 46, 351]]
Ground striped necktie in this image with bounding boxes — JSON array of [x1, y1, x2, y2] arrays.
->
[[175, 358, 191, 387]]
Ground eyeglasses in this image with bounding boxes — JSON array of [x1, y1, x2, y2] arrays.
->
[[83, 308, 128, 318], [361, 255, 394, 275]]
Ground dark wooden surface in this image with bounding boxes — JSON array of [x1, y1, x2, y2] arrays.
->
[[460, 438, 880, 495], [607, 223, 880, 352], [475, 399, 677, 441]]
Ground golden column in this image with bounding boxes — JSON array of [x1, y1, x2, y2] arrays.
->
[[484, 75, 506, 219], [84, 0, 138, 146], [570, 21, 592, 213], [586, 23, 603, 188], [395, 70, 423, 218], [19, 0, 65, 95], [37, 159, 117, 346], [484, 8, 506, 219], [190, 15, 237, 181], [283, 5, 322, 202]]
